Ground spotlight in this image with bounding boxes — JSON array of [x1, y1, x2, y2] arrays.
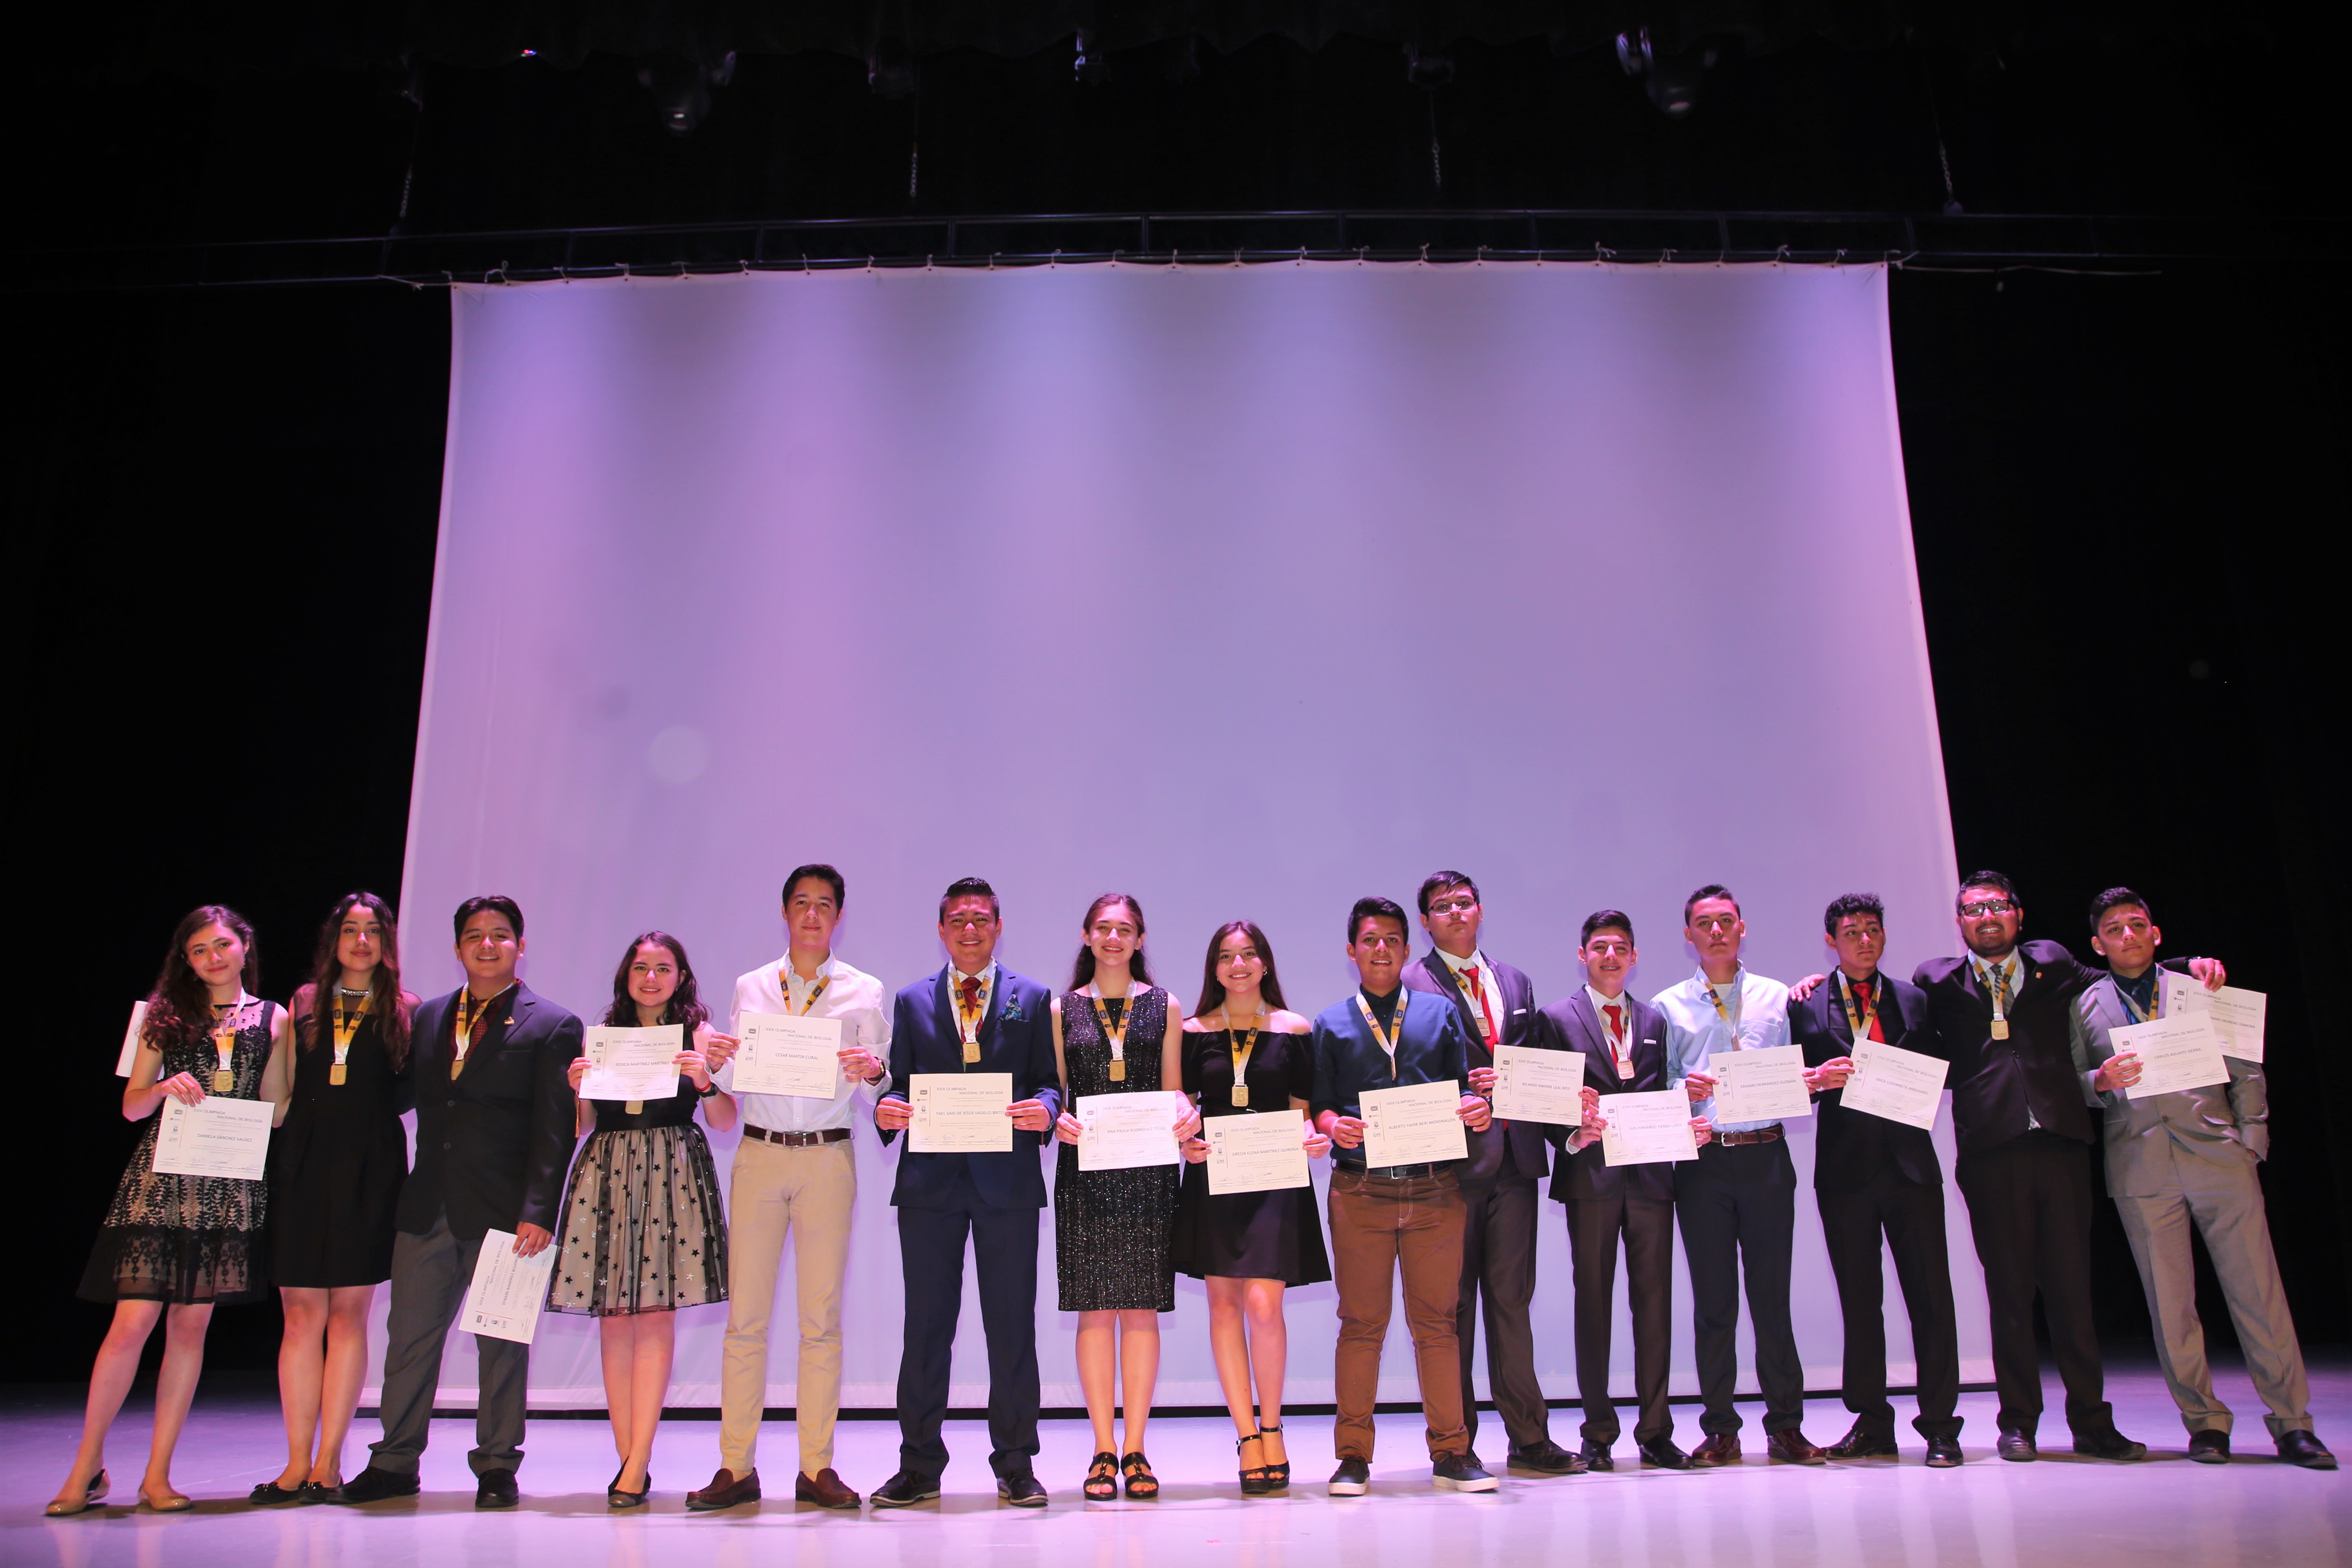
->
[[1616, 27, 1715, 118], [1075, 29, 1112, 85], [1405, 43, 1454, 90], [868, 36, 915, 99], [637, 48, 736, 136]]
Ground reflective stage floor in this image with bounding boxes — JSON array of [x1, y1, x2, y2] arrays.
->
[[6, 1351, 2345, 1568]]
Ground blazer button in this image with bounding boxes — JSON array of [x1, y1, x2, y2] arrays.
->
[[441, 1141, 452, 1150]]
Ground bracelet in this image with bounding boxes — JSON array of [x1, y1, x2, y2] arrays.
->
[[697, 1082, 721, 1100]]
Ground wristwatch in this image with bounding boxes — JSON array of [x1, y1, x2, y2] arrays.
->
[[697, 1082, 722, 1100]]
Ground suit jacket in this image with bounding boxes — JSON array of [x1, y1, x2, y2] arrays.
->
[[1789, 972, 1942, 1190], [1401, 950, 1549, 1184], [2072, 974, 2268, 1198], [1309, 987, 1470, 1171], [1531, 990, 1675, 1204], [879, 965, 1061, 1211], [397, 982, 584, 1242]]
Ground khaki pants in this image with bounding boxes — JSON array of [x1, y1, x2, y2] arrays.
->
[[1328, 1168, 1468, 1461], [720, 1137, 856, 1477]]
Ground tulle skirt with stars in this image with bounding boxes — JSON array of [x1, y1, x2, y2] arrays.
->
[[545, 1124, 729, 1316]]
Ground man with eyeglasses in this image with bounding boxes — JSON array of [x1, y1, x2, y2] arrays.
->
[[1910, 870, 2224, 1464], [1400, 871, 1581, 1478]]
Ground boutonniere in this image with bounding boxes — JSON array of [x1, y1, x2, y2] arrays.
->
[[1001, 994, 1026, 1025]]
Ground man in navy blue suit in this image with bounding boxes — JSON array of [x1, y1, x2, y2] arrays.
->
[[868, 878, 1060, 1508]]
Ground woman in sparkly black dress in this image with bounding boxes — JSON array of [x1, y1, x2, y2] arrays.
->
[[1051, 893, 1199, 1500]]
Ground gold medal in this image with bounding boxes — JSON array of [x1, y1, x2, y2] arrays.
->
[[625, 1099, 644, 1115], [1228, 1008, 1262, 1110], [1231, 1083, 1249, 1107], [329, 1063, 348, 1085], [962, 1039, 981, 1063], [1092, 992, 1136, 1085], [1108, 1059, 1126, 1082], [330, 988, 371, 1089], [213, 1068, 235, 1092], [1991, 1020, 2010, 1040]]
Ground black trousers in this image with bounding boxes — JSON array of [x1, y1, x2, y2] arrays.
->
[[1954, 1130, 2114, 1439], [894, 1194, 1042, 1480], [1564, 1189, 1676, 1445], [1817, 1173, 1963, 1439], [1674, 1138, 1805, 1435], [1456, 1174, 1548, 1453]]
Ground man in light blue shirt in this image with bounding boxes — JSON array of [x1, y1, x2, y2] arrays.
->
[[1654, 885, 1823, 1466]]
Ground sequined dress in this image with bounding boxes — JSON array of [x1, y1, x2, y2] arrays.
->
[[1055, 986, 1180, 1313]]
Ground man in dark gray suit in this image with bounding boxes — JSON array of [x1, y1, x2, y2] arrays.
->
[[2071, 887, 2333, 1470]]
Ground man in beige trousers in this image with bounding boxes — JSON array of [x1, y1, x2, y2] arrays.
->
[[689, 864, 894, 1510]]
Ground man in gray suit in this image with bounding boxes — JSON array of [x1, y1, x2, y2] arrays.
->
[[2070, 887, 2334, 1469]]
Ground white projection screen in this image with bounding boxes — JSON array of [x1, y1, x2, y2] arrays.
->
[[377, 260, 1989, 1412]]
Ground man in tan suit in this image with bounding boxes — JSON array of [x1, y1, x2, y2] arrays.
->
[[2070, 887, 2333, 1469]]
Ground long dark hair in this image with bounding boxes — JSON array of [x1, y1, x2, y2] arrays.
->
[[1194, 920, 1290, 1020], [603, 931, 711, 1030], [1069, 892, 1154, 991], [143, 904, 261, 1053], [296, 892, 416, 1071]]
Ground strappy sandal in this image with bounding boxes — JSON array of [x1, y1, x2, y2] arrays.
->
[[45, 1469, 108, 1516], [1260, 1423, 1291, 1488], [1120, 1451, 1160, 1499], [1083, 1451, 1120, 1500], [1237, 1429, 1273, 1496]]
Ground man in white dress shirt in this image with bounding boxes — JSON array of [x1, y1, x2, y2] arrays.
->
[[688, 865, 892, 1513]]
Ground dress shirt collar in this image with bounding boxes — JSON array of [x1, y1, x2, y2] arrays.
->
[[780, 952, 838, 994], [1586, 984, 1632, 1021], [948, 960, 998, 990], [1972, 949, 2021, 991], [1438, 947, 1491, 981]]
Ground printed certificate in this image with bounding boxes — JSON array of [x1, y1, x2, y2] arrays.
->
[[732, 1011, 844, 1098], [908, 1072, 1015, 1152]]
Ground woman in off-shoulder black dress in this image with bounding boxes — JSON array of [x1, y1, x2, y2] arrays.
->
[[1172, 920, 1331, 1494]]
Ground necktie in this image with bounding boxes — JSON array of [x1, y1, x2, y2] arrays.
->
[[1460, 965, 1499, 1046], [957, 976, 983, 1062], [1603, 1003, 1628, 1078], [1861, 980, 1886, 1043]]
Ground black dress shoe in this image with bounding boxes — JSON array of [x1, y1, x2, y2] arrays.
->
[[1688, 1433, 1741, 1468], [2187, 1429, 2231, 1464], [686, 1467, 761, 1510], [1579, 1440, 1617, 1472], [1824, 1420, 1900, 1460], [475, 1469, 519, 1509], [249, 1481, 306, 1505], [1996, 1429, 2038, 1463], [1638, 1439, 1691, 1470], [335, 1467, 421, 1503], [1767, 1428, 1826, 1465], [869, 1471, 940, 1507], [2277, 1430, 2337, 1470], [2072, 1430, 2148, 1462], [997, 1472, 1048, 1507], [1924, 1436, 1963, 1468], [1506, 1439, 1586, 1476]]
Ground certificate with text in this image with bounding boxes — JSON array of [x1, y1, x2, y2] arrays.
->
[[1076, 1090, 1189, 1171], [2157, 975, 2267, 1063], [1600, 1089, 1699, 1166], [116, 999, 148, 1078], [580, 1025, 679, 1103], [1206, 1109, 1312, 1195], [732, 1011, 844, 1098], [1360, 1080, 1468, 1168], [1839, 1041, 1949, 1130], [1492, 1044, 1585, 1125], [152, 1096, 272, 1180], [1709, 1045, 1813, 1124], [908, 1072, 1015, 1153], [462, 1229, 557, 1344], [2116, 1015, 2230, 1100]]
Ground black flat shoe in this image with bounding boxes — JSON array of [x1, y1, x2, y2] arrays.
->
[[1120, 1452, 1160, 1499], [1083, 1451, 1119, 1500], [607, 1466, 652, 1509], [297, 1481, 341, 1504], [249, 1481, 306, 1505]]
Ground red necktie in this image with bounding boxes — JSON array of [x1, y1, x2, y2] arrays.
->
[[958, 976, 982, 1030], [1860, 979, 1886, 1043], [1460, 965, 1500, 1046], [1603, 1003, 1629, 1078]]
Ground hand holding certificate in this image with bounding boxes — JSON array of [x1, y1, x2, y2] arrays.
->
[[1839, 1041, 1949, 1130], [580, 1026, 680, 1103], [463, 1228, 557, 1344], [731, 1011, 844, 1098], [2114, 1014, 2230, 1100], [1206, 1109, 1313, 1194], [1709, 1045, 1813, 1124], [1076, 1090, 1190, 1171], [908, 1072, 1015, 1152], [152, 1095, 272, 1180], [1491, 1045, 1585, 1125], [1360, 1080, 1469, 1168], [1600, 1089, 1699, 1166], [2158, 974, 2267, 1062]]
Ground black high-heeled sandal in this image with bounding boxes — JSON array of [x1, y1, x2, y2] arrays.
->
[[1260, 1423, 1291, 1488], [1237, 1429, 1273, 1496], [607, 1464, 652, 1509], [1083, 1451, 1120, 1500], [1120, 1451, 1160, 1499]]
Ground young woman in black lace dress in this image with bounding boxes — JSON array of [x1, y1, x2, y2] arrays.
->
[[51, 906, 294, 1515], [1050, 893, 1199, 1500]]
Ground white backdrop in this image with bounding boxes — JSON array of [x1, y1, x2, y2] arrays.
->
[[375, 259, 1989, 1412]]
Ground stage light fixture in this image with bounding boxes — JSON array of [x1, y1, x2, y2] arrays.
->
[[1075, 29, 1112, 84], [637, 48, 736, 136], [1616, 27, 1715, 118], [868, 36, 915, 99], [1405, 43, 1455, 89]]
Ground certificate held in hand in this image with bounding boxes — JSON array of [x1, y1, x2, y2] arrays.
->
[[2115, 1014, 2230, 1100], [1206, 1109, 1312, 1195], [908, 1072, 1015, 1153], [1076, 1091, 1189, 1171], [1600, 1089, 1699, 1167], [1491, 1045, 1585, 1125], [463, 1229, 557, 1344], [152, 1096, 273, 1181], [1359, 1080, 1468, 1169], [581, 1025, 680, 1103], [1709, 1045, 1813, 1124], [1838, 1041, 1949, 1130], [732, 1011, 844, 1098], [2157, 974, 2268, 1063]]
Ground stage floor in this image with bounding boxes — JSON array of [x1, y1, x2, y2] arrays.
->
[[6, 1351, 2345, 1568]]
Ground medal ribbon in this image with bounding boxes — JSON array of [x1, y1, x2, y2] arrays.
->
[[212, 994, 251, 1089], [453, 988, 499, 1078], [1355, 991, 1406, 1078], [1835, 972, 1882, 1044], [1702, 976, 1744, 1040], [783, 966, 832, 1017], [1983, 959, 2012, 1030], [2116, 979, 2161, 1026], [1228, 1009, 1263, 1106], [1090, 991, 1133, 1075], [332, 988, 372, 1065]]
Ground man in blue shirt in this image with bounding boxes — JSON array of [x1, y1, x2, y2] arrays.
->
[[1311, 897, 1497, 1496]]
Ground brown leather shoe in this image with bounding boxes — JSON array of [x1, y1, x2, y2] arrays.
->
[[685, 1467, 761, 1511], [1767, 1428, 1827, 1465], [1689, 1433, 1742, 1467], [796, 1469, 861, 1509]]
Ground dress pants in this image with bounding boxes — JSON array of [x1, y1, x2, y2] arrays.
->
[[1817, 1172, 1962, 1439], [1954, 1129, 2115, 1439], [1564, 1190, 1676, 1445], [370, 1210, 530, 1477], [1455, 1173, 1549, 1454], [893, 1174, 1042, 1481], [1674, 1139, 1805, 1436], [719, 1136, 857, 1478], [1328, 1168, 1468, 1461], [2113, 1148, 2311, 1438]]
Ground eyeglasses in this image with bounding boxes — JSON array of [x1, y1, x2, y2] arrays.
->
[[1958, 900, 2015, 918], [1425, 897, 1479, 915]]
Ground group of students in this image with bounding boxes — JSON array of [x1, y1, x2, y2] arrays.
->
[[47, 863, 2333, 1518]]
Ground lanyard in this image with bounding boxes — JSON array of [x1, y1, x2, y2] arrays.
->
[[1089, 988, 1137, 1082], [330, 987, 372, 1084], [782, 966, 831, 1016], [1455, 960, 1500, 1046], [954, 970, 991, 1062], [1355, 991, 1405, 1077], [212, 994, 252, 1092], [2116, 979, 2161, 1026], [1979, 958, 2013, 1039], [1835, 972, 1881, 1045], [1701, 976, 1743, 1041], [454, 987, 503, 1077], [1226, 1008, 1264, 1107]]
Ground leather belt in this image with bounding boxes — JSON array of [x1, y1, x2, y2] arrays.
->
[[1714, 1125, 1785, 1147], [1361, 1162, 1453, 1180], [743, 1125, 851, 1148]]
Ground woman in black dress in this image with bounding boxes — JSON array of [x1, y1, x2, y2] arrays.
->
[[256, 892, 416, 1505], [52, 906, 294, 1515], [1051, 893, 1198, 1500], [548, 931, 735, 1508], [1172, 921, 1331, 1494]]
